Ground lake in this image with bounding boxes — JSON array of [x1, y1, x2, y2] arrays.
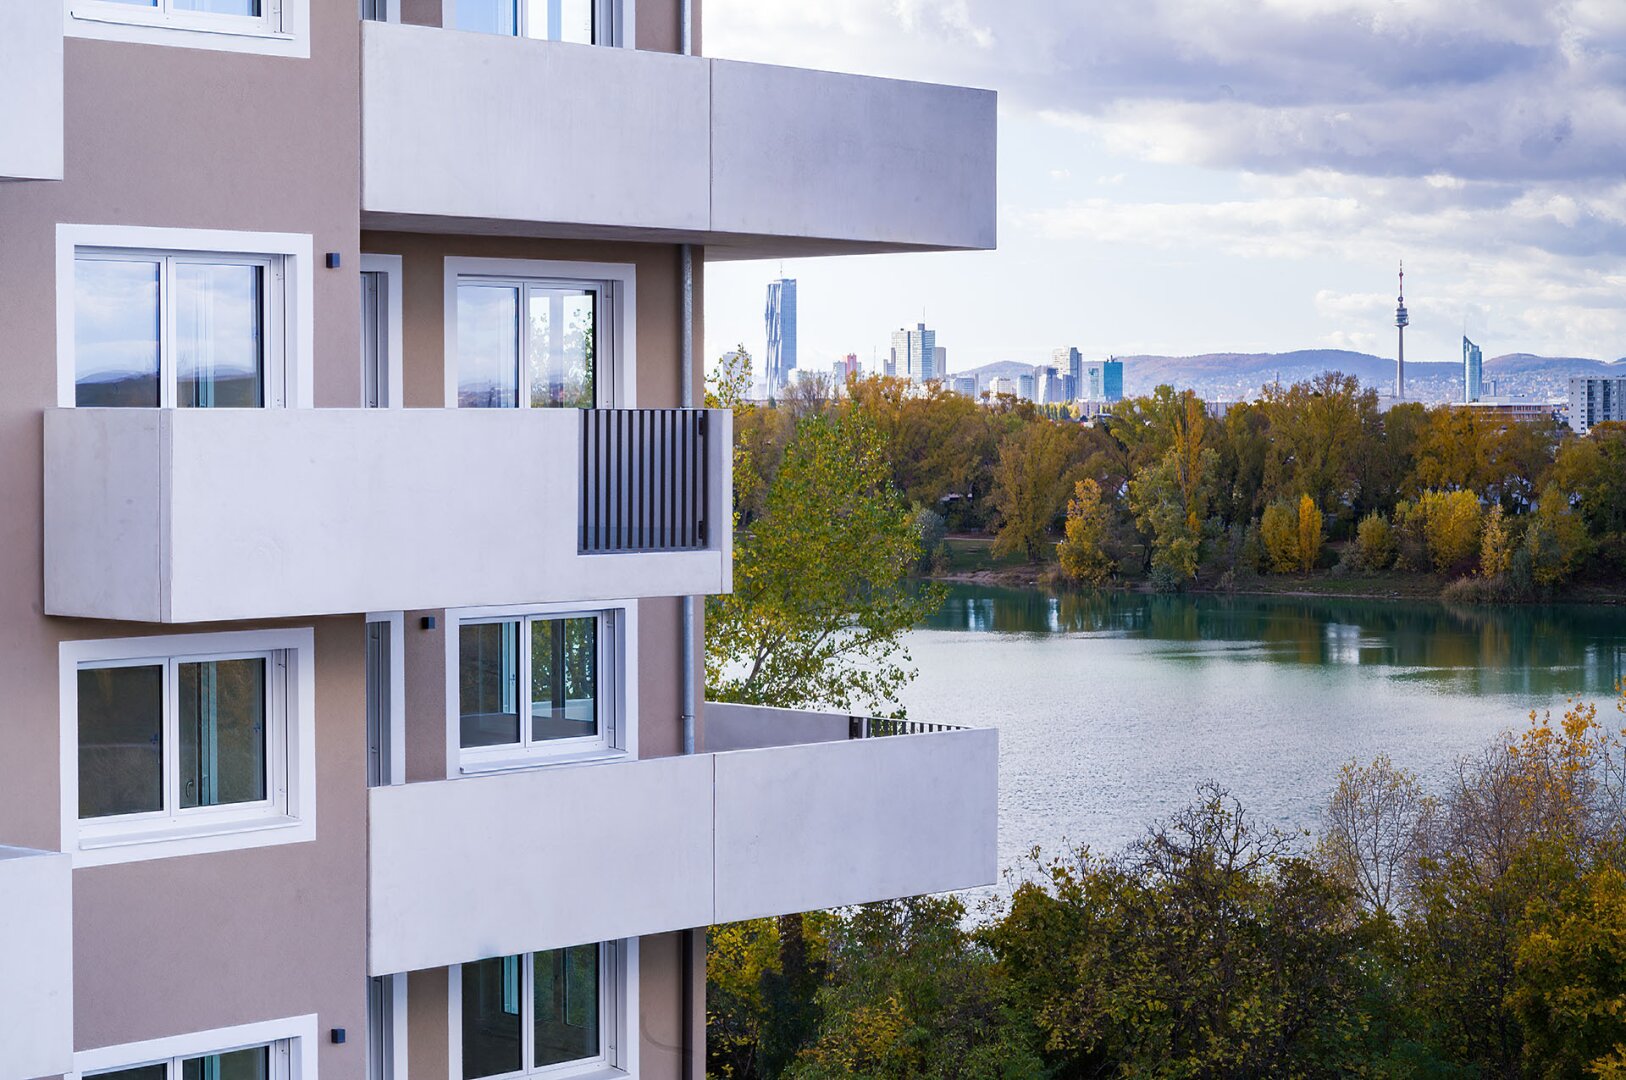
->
[[897, 586, 1626, 881]]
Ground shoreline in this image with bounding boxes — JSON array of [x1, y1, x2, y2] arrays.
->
[[926, 565, 1626, 607]]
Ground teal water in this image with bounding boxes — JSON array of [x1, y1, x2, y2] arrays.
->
[[897, 586, 1626, 876]]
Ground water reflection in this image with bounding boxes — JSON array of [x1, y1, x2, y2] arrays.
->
[[923, 586, 1626, 699]]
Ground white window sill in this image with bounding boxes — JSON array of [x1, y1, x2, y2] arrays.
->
[[74, 814, 312, 868], [65, 5, 311, 58], [458, 747, 629, 777]]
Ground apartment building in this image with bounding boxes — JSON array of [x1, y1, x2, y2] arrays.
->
[[1569, 375, 1626, 434], [0, 4, 997, 1080]]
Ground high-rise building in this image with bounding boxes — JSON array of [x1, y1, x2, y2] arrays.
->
[[842, 353, 861, 379], [952, 375, 978, 397], [934, 346, 947, 382], [890, 323, 938, 383], [1018, 373, 1037, 401], [1463, 337, 1484, 403], [0, 8, 997, 1080], [765, 277, 798, 393], [1080, 358, 1125, 403], [1053, 346, 1082, 391], [1570, 376, 1626, 434], [1036, 366, 1067, 404]]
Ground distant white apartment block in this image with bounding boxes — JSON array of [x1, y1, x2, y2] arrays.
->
[[891, 323, 938, 382], [1570, 376, 1626, 434]]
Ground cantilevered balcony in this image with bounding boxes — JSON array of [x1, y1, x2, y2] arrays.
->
[[44, 407, 731, 623], [0, 5, 64, 181], [366, 707, 998, 975], [0, 847, 73, 1080], [360, 22, 997, 259]]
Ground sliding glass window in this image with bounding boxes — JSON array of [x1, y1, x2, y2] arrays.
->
[[458, 614, 608, 763], [462, 945, 608, 1080], [78, 651, 283, 836], [91, 1044, 276, 1080], [456, 279, 597, 409], [74, 249, 279, 408], [454, 0, 598, 43]]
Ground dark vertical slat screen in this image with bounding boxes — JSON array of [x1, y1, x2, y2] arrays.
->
[[580, 409, 710, 553]]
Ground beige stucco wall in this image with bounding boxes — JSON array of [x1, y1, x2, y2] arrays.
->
[[0, 5, 367, 1070]]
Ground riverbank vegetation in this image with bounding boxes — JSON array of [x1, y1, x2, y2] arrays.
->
[[722, 355, 1626, 602], [709, 686, 1626, 1079]]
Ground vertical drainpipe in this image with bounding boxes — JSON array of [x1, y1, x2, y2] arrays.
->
[[679, 5, 699, 1079]]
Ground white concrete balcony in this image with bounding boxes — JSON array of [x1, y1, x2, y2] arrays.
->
[[0, 847, 73, 1080], [0, 5, 64, 181], [366, 707, 998, 975], [44, 407, 731, 623], [360, 22, 997, 259]]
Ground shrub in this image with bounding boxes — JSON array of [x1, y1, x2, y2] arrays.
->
[[1261, 499, 1300, 574], [1357, 512, 1397, 571]]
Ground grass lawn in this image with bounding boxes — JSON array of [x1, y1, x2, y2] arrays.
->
[[940, 535, 1044, 574]]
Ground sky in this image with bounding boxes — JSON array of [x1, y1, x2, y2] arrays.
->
[[700, 0, 1626, 378]]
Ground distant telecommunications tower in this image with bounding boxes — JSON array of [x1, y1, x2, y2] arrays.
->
[[1395, 261, 1409, 400]]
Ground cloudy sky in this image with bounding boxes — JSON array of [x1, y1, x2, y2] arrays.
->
[[701, 0, 1626, 377]]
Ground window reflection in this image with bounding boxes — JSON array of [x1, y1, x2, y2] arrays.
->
[[75, 259, 161, 407]]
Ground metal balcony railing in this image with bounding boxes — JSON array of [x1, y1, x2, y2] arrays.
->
[[580, 408, 710, 554], [848, 716, 968, 739]]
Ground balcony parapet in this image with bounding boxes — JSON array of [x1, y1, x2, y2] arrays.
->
[[367, 706, 997, 974], [0, 5, 64, 181], [0, 847, 73, 1080], [360, 22, 997, 259], [44, 406, 732, 623]]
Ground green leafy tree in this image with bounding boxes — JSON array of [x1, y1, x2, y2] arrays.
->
[[706, 410, 939, 712], [1357, 511, 1397, 571]]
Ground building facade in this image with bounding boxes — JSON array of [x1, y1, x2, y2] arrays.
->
[[1570, 376, 1626, 434], [1053, 347, 1081, 396], [890, 323, 938, 383], [0, 6, 998, 1080], [1463, 337, 1483, 404], [764, 277, 797, 394], [1081, 358, 1125, 403]]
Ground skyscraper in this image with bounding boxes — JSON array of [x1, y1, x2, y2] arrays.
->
[[765, 277, 798, 394], [1080, 358, 1125, 403], [1053, 347, 1082, 396], [1463, 337, 1483, 403], [890, 323, 937, 382], [934, 346, 947, 381], [1395, 263, 1409, 399]]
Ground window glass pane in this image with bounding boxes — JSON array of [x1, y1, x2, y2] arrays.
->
[[174, 0, 262, 13], [463, 956, 524, 1079], [458, 284, 521, 408], [175, 262, 266, 408], [75, 258, 161, 408], [527, 289, 595, 408], [78, 665, 164, 819], [460, 622, 521, 748], [180, 1046, 270, 1080], [523, 0, 593, 43], [177, 658, 268, 810], [90, 1066, 166, 1080], [456, 0, 518, 34], [534, 945, 600, 1067], [531, 618, 598, 742]]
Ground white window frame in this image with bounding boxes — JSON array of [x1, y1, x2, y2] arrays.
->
[[64, 0, 310, 58], [448, 941, 636, 1080], [443, 257, 636, 412], [361, 254, 405, 409], [72, 1014, 318, 1080], [57, 224, 315, 410], [60, 628, 317, 868], [446, 601, 636, 776], [441, 0, 634, 47]]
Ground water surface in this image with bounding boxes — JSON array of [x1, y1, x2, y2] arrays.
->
[[897, 586, 1626, 877]]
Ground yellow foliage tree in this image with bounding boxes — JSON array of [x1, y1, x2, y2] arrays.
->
[[1056, 478, 1115, 586], [1260, 499, 1299, 574], [1356, 512, 1396, 570], [1296, 494, 1324, 573], [1481, 503, 1514, 578]]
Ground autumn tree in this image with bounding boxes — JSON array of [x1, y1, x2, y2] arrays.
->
[[989, 420, 1079, 563], [1128, 391, 1215, 584], [1056, 478, 1115, 586], [1357, 511, 1397, 570], [1297, 493, 1325, 573], [706, 410, 940, 712], [1260, 499, 1300, 574], [1481, 503, 1514, 579], [1320, 755, 1433, 915]]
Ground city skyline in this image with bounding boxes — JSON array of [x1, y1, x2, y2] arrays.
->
[[703, 1, 1626, 373]]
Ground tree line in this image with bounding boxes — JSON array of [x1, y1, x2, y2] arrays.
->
[[708, 688, 1626, 1079], [726, 363, 1626, 598]]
